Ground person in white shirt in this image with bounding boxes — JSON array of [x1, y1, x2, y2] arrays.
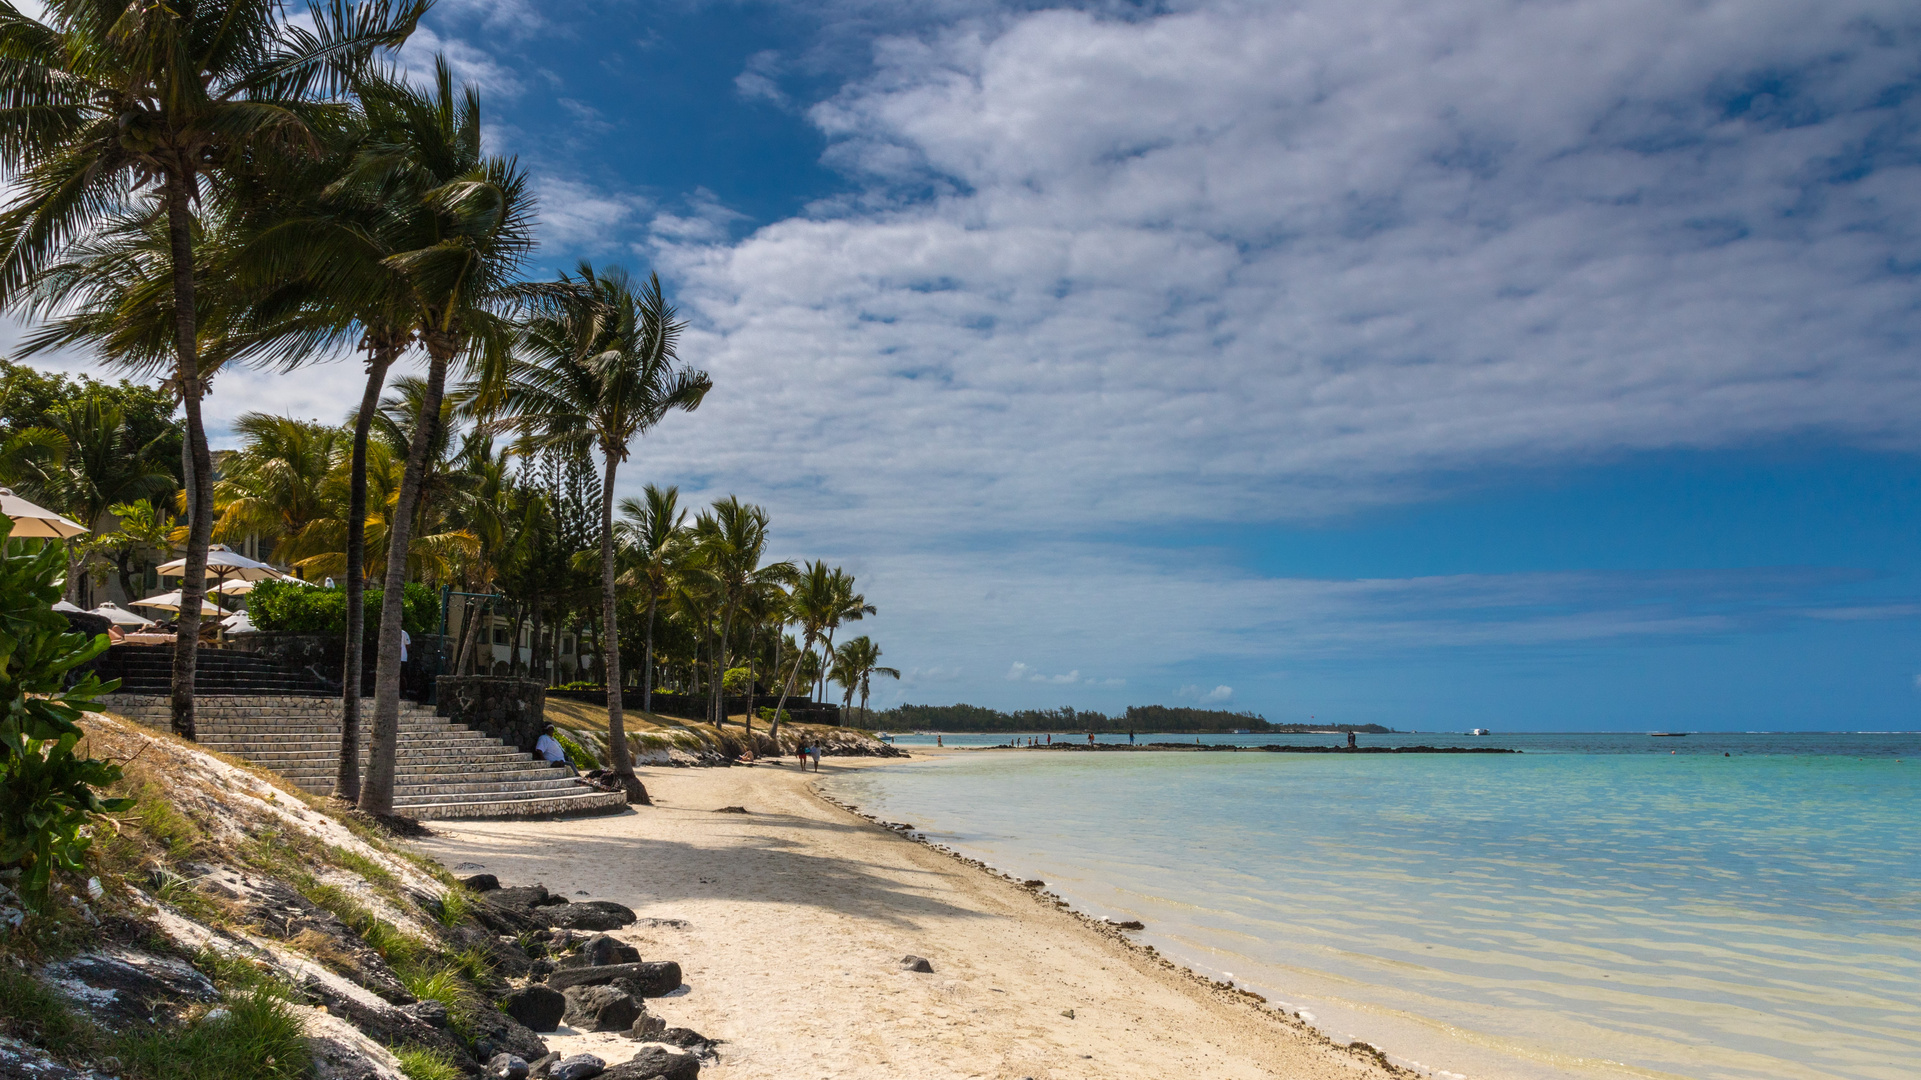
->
[[535, 723, 576, 775]]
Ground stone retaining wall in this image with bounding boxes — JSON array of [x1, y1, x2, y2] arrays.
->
[[436, 675, 546, 751]]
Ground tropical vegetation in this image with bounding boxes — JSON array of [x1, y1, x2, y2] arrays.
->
[[0, 1, 897, 817]]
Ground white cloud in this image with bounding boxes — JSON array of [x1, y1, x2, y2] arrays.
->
[[639, 0, 1921, 541], [736, 50, 790, 106], [397, 25, 523, 98], [536, 177, 651, 252]]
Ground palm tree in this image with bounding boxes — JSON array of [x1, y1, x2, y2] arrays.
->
[[830, 636, 898, 727], [30, 397, 176, 602], [0, 0, 425, 738], [352, 66, 538, 818], [615, 484, 687, 713], [768, 560, 839, 745], [483, 264, 710, 803], [690, 497, 794, 735], [210, 413, 339, 568], [815, 568, 875, 702]]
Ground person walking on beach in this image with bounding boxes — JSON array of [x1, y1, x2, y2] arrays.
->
[[811, 743, 823, 771], [795, 740, 808, 768]]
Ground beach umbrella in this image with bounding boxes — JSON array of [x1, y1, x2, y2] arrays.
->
[[213, 578, 256, 595], [0, 487, 86, 539], [156, 544, 283, 582], [130, 590, 223, 616], [90, 602, 153, 627], [52, 599, 84, 613], [221, 611, 256, 634]]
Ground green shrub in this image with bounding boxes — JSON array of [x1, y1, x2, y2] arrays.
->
[[555, 680, 600, 691], [756, 706, 791, 724], [248, 580, 437, 636], [0, 520, 134, 911], [553, 730, 597, 770], [720, 666, 753, 693]]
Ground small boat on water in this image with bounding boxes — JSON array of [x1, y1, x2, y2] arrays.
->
[[1650, 732, 1687, 737], [1468, 728, 1491, 736]]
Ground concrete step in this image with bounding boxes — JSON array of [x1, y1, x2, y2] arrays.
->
[[392, 789, 627, 818]]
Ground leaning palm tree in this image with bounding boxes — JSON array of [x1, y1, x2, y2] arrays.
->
[[815, 568, 875, 702], [615, 484, 687, 713], [481, 264, 710, 803], [350, 66, 538, 818], [0, 0, 426, 738], [767, 559, 839, 745], [830, 636, 898, 728]]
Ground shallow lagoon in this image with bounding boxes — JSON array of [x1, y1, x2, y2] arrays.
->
[[830, 734, 1921, 1080]]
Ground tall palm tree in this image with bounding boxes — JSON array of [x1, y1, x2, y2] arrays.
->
[[615, 484, 686, 713], [830, 636, 898, 727], [483, 263, 708, 803], [0, 0, 425, 738], [690, 497, 794, 735], [352, 66, 537, 817], [768, 559, 838, 745], [33, 396, 176, 601]]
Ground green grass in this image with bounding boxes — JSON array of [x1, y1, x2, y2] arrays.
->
[[130, 783, 204, 860], [446, 945, 493, 982], [394, 1046, 463, 1080], [398, 965, 466, 1011], [110, 990, 310, 1080], [300, 881, 424, 966], [432, 886, 470, 928], [325, 844, 399, 890], [0, 971, 306, 1080]]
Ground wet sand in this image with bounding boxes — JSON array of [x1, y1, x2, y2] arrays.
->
[[409, 753, 1398, 1080]]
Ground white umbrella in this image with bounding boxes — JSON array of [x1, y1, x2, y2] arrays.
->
[[52, 599, 84, 613], [90, 602, 153, 627], [0, 487, 86, 539], [156, 544, 283, 582], [130, 590, 224, 616], [214, 578, 256, 595], [221, 611, 256, 633]]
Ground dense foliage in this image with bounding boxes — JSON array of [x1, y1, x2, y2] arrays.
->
[[248, 580, 437, 636], [0, 360, 184, 489], [0, 519, 134, 910], [870, 703, 1292, 733]]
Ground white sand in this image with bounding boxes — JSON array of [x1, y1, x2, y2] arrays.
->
[[409, 755, 1397, 1080]]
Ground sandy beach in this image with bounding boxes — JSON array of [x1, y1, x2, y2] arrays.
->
[[409, 751, 1398, 1080]]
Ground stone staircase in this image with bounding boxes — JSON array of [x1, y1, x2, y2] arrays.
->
[[96, 695, 628, 820]]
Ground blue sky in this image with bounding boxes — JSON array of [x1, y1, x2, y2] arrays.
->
[[15, 0, 1921, 729]]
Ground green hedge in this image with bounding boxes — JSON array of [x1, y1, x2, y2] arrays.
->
[[248, 580, 437, 636]]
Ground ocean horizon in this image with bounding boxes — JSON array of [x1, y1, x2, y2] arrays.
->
[[828, 734, 1920, 1080]]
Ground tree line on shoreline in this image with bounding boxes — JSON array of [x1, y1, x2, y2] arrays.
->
[[872, 703, 1396, 734], [0, 0, 895, 814]]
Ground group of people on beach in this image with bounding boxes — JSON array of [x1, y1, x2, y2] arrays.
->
[[794, 741, 824, 771]]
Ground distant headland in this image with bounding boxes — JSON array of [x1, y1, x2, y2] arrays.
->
[[870, 703, 1396, 735]]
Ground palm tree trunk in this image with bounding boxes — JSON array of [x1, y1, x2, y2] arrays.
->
[[336, 349, 394, 802], [642, 593, 657, 712], [528, 599, 543, 685], [600, 448, 647, 803], [165, 172, 212, 742], [360, 347, 447, 817]]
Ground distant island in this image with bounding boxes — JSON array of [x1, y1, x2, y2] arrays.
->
[[868, 703, 1397, 735]]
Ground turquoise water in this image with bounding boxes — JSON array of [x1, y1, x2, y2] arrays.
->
[[828, 737, 1921, 1080]]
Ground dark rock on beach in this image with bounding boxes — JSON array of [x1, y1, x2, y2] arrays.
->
[[467, 1006, 550, 1064], [491, 885, 565, 910], [499, 984, 568, 1032], [547, 900, 637, 931], [557, 933, 640, 969], [546, 960, 682, 997], [899, 955, 934, 973], [657, 1027, 718, 1057], [601, 1045, 701, 1080], [547, 1053, 608, 1080], [487, 1053, 531, 1079], [563, 985, 643, 1032], [462, 872, 501, 892]]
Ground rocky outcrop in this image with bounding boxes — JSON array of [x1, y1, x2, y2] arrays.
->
[[38, 947, 220, 1030], [547, 901, 637, 932]]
